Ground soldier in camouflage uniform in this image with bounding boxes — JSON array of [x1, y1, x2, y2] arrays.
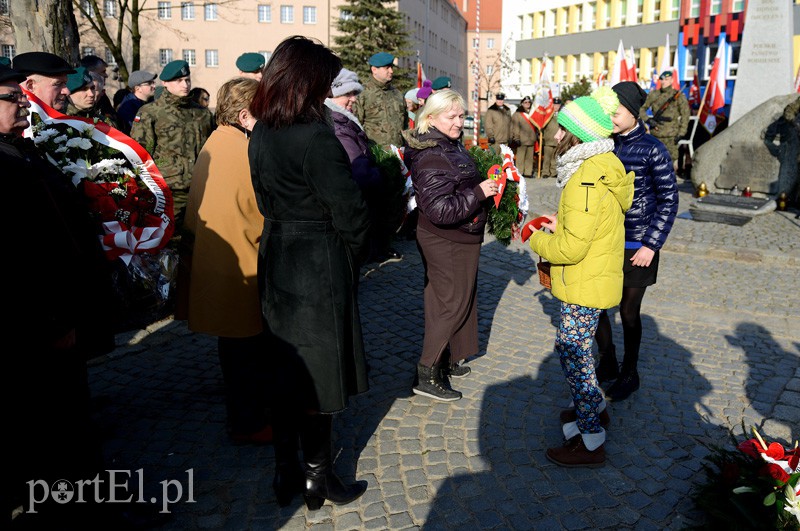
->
[[640, 71, 690, 169], [131, 60, 214, 231], [353, 52, 407, 150], [539, 98, 562, 178], [65, 67, 121, 129], [484, 92, 512, 154]]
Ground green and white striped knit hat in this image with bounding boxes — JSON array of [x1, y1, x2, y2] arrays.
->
[[557, 86, 620, 142]]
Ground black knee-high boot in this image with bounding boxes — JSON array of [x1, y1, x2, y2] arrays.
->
[[300, 414, 367, 510], [271, 415, 304, 507]]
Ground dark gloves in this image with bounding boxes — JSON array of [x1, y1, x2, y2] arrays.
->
[[488, 137, 495, 144], [510, 139, 521, 149]]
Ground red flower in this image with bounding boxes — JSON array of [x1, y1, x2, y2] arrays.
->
[[787, 447, 800, 471], [764, 442, 785, 460], [738, 439, 763, 458], [759, 463, 790, 484]]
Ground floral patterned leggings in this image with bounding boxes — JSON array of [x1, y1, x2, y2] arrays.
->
[[556, 302, 604, 434]]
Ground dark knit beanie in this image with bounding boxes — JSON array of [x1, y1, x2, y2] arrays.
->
[[612, 81, 647, 117]]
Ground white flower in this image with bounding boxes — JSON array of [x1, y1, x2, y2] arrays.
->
[[785, 483, 800, 525], [33, 127, 59, 144], [91, 158, 127, 175], [54, 146, 67, 153], [53, 134, 68, 144], [62, 159, 89, 185], [110, 186, 128, 198], [66, 137, 93, 150]]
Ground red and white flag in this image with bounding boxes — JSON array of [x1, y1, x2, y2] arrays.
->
[[657, 34, 680, 90], [689, 70, 701, 107], [700, 39, 727, 134], [794, 63, 800, 93], [531, 56, 554, 130], [610, 40, 627, 85], [416, 61, 426, 89], [625, 46, 638, 82]]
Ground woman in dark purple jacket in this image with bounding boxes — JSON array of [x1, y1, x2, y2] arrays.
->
[[403, 90, 498, 401], [594, 82, 678, 402]]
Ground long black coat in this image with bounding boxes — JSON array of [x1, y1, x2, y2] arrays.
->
[[249, 120, 370, 413]]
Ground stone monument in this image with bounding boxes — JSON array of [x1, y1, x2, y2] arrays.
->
[[728, 0, 794, 124]]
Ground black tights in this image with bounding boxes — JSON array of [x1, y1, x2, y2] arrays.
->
[[595, 286, 648, 373]]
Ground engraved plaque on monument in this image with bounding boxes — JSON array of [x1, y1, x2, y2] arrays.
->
[[716, 142, 780, 193], [728, 0, 794, 124]]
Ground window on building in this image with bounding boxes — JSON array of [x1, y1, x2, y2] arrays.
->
[[303, 6, 316, 23], [259, 51, 272, 64], [636, 0, 643, 23], [472, 37, 479, 49], [732, 0, 745, 12], [183, 49, 196, 66], [181, 2, 195, 20], [105, 49, 116, 65], [620, 0, 627, 25], [82, 46, 96, 57], [205, 49, 219, 67], [82, 0, 95, 16], [487, 38, 495, 49], [159, 49, 173, 66], [603, 3, 610, 26], [689, 0, 700, 18], [670, 0, 680, 19], [727, 42, 740, 79], [104, 0, 116, 17], [204, 3, 217, 20], [258, 4, 271, 22], [710, 0, 721, 15], [280, 5, 293, 23], [486, 65, 493, 75], [0, 0, 8, 15], [158, 1, 171, 19], [2, 44, 16, 59]]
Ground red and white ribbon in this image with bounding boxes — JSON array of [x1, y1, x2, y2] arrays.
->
[[390, 144, 416, 212], [23, 89, 174, 263], [500, 144, 528, 216]]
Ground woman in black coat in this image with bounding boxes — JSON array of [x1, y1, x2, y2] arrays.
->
[[403, 90, 498, 402], [248, 36, 370, 510]]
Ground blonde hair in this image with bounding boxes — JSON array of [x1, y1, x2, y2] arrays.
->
[[416, 90, 466, 134], [215, 77, 259, 126]]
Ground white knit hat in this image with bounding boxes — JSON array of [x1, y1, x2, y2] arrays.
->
[[331, 68, 364, 97]]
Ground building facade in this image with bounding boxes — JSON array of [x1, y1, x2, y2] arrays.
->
[[457, 0, 503, 120], [503, 0, 800, 108], [1, 0, 468, 109]]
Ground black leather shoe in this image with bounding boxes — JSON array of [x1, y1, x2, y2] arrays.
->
[[595, 346, 619, 383], [606, 371, 640, 402]]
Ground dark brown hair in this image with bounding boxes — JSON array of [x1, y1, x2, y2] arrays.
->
[[555, 125, 582, 157], [250, 36, 342, 128]]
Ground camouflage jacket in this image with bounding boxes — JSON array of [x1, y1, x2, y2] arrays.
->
[[485, 104, 512, 144], [353, 75, 406, 149], [639, 87, 690, 138], [130, 91, 214, 190], [66, 102, 122, 131]]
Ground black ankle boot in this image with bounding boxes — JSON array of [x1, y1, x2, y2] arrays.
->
[[412, 364, 461, 401], [300, 414, 367, 510], [595, 345, 620, 383], [606, 369, 640, 401], [272, 417, 304, 507]]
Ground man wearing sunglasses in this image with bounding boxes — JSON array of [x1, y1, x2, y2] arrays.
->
[[12, 51, 75, 113]]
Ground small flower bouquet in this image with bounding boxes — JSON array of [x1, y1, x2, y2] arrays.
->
[[24, 90, 177, 331], [692, 424, 800, 530]]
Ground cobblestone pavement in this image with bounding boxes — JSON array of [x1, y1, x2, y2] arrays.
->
[[89, 178, 800, 530]]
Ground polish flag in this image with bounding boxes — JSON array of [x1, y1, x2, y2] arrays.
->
[[610, 40, 626, 85], [625, 46, 638, 81], [689, 70, 701, 107], [657, 34, 680, 90], [416, 62, 426, 89], [794, 63, 800, 93], [700, 40, 727, 134], [531, 56, 554, 130]]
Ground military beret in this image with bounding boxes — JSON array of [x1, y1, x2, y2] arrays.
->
[[659, 70, 673, 80], [0, 57, 10, 67], [66, 67, 93, 93], [431, 76, 451, 90], [0, 63, 26, 84], [13, 52, 75, 76], [160, 60, 190, 81], [368, 52, 395, 68], [236, 52, 265, 73], [496, 92, 506, 100]]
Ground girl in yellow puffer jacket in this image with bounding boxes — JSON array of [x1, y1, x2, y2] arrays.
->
[[529, 86, 634, 468]]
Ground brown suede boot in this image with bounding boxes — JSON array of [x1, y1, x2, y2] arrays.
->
[[559, 408, 611, 427], [546, 436, 606, 468]]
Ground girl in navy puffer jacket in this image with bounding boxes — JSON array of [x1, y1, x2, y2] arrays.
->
[[595, 82, 678, 402]]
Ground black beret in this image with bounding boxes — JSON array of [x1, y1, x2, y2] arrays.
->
[[12, 52, 75, 76]]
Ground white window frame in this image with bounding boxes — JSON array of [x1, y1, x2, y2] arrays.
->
[[183, 49, 197, 66], [0, 0, 8, 16], [104, 0, 116, 17], [82, 0, 95, 16], [689, 0, 700, 18], [158, 2, 171, 20], [280, 5, 293, 23], [303, 6, 316, 24], [487, 38, 494, 49], [205, 49, 219, 68], [105, 49, 116, 65], [2, 44, 16, 59], [181, 2, 195, 20], [159, 49, 173, 66], [258, 4, 271, 23], [82, 46, 96, 57], [204, 3, 217, 20]]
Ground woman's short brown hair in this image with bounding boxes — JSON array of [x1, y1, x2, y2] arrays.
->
[[555, 125, 582, 157], [215, 78, 258, 126]]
